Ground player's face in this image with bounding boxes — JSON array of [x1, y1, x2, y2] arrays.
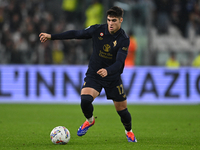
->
[[107, 15, 123, 34]]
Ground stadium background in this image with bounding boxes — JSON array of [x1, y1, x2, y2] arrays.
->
[[0, 0, 200, 104]]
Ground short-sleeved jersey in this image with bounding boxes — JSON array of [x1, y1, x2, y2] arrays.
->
[[51, 24, 130, 81]]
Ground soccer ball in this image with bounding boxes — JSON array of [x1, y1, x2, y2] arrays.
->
[[50, 126, 70, 144]]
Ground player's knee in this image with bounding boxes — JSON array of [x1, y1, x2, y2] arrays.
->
[[80, 95, 93, 109]]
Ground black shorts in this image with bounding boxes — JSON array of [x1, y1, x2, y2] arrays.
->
[[82, 76, 127, 102]]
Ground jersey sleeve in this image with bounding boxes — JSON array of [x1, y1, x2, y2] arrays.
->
[[51, 25, 98, 40], [105, 38, 129, 75]]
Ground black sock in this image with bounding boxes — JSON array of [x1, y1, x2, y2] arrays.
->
[[117, 108, 132, 131]]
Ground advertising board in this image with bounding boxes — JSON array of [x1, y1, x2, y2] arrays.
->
[[0, 65, 199, 104]]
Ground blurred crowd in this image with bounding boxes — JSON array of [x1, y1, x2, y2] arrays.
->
[[152, 0, 200, 67], [154, 0, 200, 38], [0, 0, 200, 66], [0, 0, 103, 64]]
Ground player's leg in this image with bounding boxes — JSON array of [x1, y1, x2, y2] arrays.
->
[[80, 87, 99, 122], [113, 100, 137, 142], [114, 100, 131, 131], [77, 86, 100, 136], [105, 77, 137, 142]]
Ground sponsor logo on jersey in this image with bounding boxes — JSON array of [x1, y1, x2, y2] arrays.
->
[[103, 44, 111, 52]]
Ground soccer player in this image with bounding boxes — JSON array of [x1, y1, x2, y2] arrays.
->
[[39, 6, 137, 142]]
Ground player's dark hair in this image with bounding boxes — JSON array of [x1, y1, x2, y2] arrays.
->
[[107, 6, 124, 18]]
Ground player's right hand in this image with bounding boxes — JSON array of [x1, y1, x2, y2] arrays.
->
[[39, 33, 51, 43]]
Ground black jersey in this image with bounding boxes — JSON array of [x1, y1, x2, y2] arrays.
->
[[51, 24, 130, 81]]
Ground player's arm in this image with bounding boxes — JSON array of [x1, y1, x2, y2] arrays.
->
[[97, 52, 127, 78], [39, 25, 98, 42], [50, 30, 90, 40], [105, 38, 129, 75], [39, 30, 91, 42], [50, 25, 99, 40]]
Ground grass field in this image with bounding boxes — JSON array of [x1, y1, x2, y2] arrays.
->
[[0, 104, 199, 150]]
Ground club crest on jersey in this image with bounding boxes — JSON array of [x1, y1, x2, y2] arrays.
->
[[103, 44, 111, 52], [100, 32, 104, 36], [113, 40, 117, 47]]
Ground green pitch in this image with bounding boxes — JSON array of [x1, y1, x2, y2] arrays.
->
[[0, 104, 199, 150]]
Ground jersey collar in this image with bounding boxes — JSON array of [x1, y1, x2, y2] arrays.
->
[[105, 24, 122, 38]]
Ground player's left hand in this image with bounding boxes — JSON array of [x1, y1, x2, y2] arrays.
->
[[97, 68, 108, 78]]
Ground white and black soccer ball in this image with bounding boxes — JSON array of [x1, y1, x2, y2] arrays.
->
[[50, 126, 70, 144]]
